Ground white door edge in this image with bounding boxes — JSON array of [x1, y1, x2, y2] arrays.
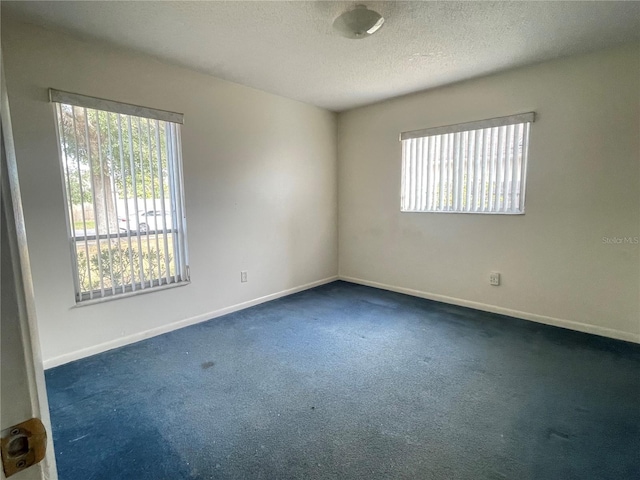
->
[[1, 49, 58, 480]]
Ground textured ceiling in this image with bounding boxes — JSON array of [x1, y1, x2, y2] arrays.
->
[[3, 1, 640, 111]]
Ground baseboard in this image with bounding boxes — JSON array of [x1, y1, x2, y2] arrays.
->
[[44, 273, 637, 369], [43, 275, 339, 369], [339, 275, 640, 344]]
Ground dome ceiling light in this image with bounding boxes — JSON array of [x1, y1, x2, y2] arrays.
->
[[332, 4, 385, 39]]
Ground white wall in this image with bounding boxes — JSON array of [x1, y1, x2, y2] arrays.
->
[[2, 19, 338, 366], [3, 19, 638, 370], [338, 43, 640, 342]]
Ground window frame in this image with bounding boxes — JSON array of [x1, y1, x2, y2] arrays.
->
[[51, 89, 190, 304], [399, 112, 534, 215]]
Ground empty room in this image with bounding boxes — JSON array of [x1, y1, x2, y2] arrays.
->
[[1, 1, 639, 479]]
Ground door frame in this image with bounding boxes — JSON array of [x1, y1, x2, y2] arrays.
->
[[1, 50, 58, 480]]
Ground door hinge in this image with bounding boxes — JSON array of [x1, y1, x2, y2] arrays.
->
[[1, 418, 47, 478]]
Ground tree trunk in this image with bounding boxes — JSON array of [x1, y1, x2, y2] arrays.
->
[[92, 165, 118, 234], [84, 111, 117, 235]]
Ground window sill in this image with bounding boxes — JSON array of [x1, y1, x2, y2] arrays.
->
[[400, 210, 525, 215], [71, 280, 190, 308]]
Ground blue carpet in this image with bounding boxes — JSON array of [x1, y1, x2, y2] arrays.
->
[[46, 281, 640, 479]]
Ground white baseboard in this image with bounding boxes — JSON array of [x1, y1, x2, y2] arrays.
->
[[44, 275, 339, 369], [339, 275, 640, 344], [44, 273, 637, 369]]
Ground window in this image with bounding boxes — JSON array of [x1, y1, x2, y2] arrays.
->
[[400, 113, 534, 214], [51, 89, 189, 303]]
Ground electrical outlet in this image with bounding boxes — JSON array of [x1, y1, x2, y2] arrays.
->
[[240, 271, 248, 283], [489, 272, 500, 286]]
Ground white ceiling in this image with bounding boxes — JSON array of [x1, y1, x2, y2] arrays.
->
[[4, 1, 640, 111]]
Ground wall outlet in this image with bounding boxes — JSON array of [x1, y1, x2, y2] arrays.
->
[[240, 271, 248, 283], [489, 272, 501, 286]]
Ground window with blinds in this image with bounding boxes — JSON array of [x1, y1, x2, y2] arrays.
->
[[51, 90, 189, 303], [400, 113, 534, 214]]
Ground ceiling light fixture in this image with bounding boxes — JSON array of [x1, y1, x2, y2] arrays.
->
[[333, 4, 384, 40]]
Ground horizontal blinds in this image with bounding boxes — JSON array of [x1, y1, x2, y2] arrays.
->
[[400, 112, 534, 141], [50, 89, 184, 125], [53, 101, 189, 302], [400, 115, 533, 214]]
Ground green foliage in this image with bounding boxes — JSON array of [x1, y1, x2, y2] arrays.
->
[[76, 245, 172, 293], [73, 220, 95, 231], [58, 104, 170, 204], [68, 169, 93, 205]]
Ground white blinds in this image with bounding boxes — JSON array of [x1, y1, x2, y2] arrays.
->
[[52, 94, 189, 302], [400, 113, 534, 214]]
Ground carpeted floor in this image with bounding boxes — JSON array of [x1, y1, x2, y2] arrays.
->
[[46, 281, 640, 480]]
